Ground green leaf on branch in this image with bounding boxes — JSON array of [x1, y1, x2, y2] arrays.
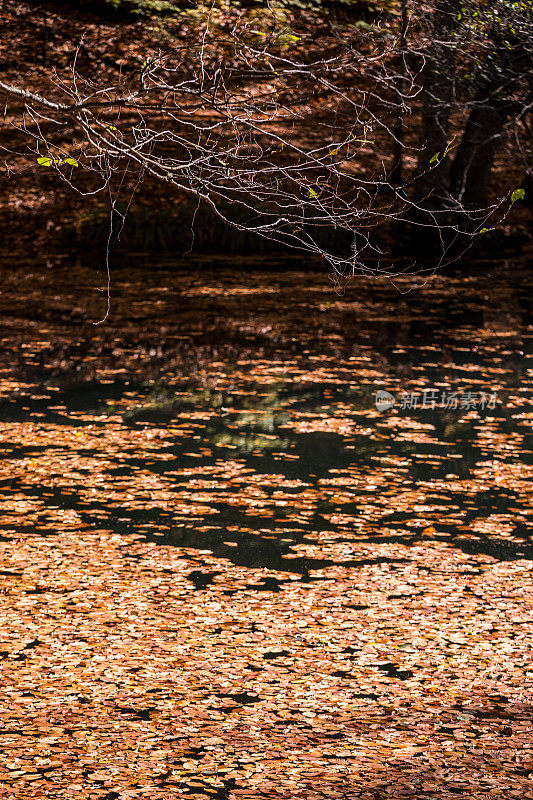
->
[[37, 156, 78, 167], [279, 33, 300, 47], [429, 152, 440, 164], [510, 188, 525, 203]]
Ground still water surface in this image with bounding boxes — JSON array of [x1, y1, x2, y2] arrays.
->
[[2, 256, 533, 798], [1, 256, 531, 569]]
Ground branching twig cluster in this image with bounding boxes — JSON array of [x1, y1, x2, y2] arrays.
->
[[1, 0, 532, 293]]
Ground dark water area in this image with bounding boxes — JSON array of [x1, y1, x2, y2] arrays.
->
[[1, 254, 531, 569]]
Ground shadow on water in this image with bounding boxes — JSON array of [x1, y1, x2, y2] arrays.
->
[[0, 257, 531, 577]]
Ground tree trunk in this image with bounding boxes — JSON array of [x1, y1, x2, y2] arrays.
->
[[416, 0, 461, 203], [395, 0, 461, 255], [449, 100, 508, 208], [390, 0, 408, 186]]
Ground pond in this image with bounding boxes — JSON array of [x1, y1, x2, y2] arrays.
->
[[0, 254, 532, 798], [1, 255, 531, 565]]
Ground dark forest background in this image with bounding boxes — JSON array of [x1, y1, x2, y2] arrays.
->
[[1, 0, 531, 266]]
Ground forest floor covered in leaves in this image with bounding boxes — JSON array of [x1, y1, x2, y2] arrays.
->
[[0, 254, 532, 799]]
